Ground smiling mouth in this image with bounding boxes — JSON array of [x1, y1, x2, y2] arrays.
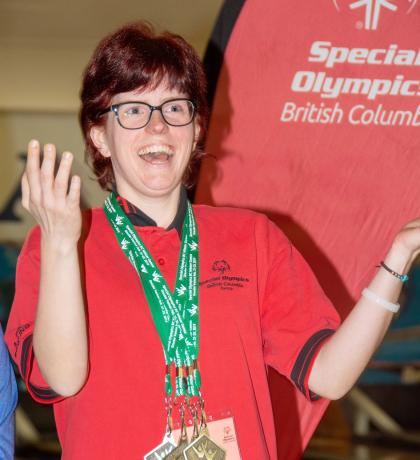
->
[[139, 151, 173, 163], [137, 145, 174, 164]]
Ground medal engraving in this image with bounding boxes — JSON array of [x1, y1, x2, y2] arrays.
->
[[183, 434, 226, 460], [144, 441, 176, 460]]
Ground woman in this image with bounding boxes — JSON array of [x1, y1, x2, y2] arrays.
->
[[5, 22, 420, 459]]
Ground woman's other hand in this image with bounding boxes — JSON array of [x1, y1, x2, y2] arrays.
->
[[391, 218, 420, 265]]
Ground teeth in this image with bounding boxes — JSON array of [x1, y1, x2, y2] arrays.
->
[[138, 145, 173, 156]]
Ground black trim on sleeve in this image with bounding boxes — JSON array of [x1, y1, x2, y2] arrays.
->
[[28, 382, 60, 401], [21, 334, 60, 401], [20, 333, 31, 377], [291, 328, 335, 399]]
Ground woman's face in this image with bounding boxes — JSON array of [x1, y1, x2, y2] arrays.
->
[[90, 82, 199, 203]]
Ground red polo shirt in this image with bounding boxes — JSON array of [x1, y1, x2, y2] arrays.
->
[[6, 203, 339, 459]]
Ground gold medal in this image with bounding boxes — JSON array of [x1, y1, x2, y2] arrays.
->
[[183, 433, 226, 460], [183, 398, 225, 460]]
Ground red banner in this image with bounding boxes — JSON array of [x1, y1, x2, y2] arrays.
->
[[197, 1, 419, 458]]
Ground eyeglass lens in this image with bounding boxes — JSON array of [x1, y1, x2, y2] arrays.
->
[[117, 100, 194, 129]]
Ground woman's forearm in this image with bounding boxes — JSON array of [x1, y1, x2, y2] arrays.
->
[[308, 242, 413, 400], [34, 239, 88, 396]]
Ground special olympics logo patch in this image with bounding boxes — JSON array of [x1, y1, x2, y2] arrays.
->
[[332, 0, 418, 30], [212, 260, 231, 274]]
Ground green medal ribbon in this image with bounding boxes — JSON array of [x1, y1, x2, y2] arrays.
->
[[104, 193, 200, 397]]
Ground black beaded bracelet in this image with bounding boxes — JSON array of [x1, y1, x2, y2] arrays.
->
[[378, 261, 409, 283]]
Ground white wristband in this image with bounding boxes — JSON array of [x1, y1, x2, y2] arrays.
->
[[361, 288, 400, 313]]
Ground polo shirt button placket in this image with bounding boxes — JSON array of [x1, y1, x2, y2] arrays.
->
[[158, 257, 166, 266]]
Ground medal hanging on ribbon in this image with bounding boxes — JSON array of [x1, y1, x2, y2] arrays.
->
[[104, 193, 225, 459]]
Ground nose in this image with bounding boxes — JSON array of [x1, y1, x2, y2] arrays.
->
[[145, 108, 167, 133]]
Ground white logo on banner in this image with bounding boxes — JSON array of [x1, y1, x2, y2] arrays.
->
[[332, 0, 417, 30], [350, 0, 397, 30]]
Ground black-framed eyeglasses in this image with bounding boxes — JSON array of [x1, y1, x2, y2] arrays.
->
[[100, 98, 196, 130]]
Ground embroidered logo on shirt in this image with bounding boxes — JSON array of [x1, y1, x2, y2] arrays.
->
[[200, 260, 250, 291], [212, 260, 230, 274]]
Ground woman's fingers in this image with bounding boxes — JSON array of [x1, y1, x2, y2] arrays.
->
[[54, 151, 74, 201], [67, 175, 81, 207], [26, 139, 42, 205], [24, 140, 81, 215], [22, 139, 82, 243], [40, 144, 57, 207], [21, 172, 30, 210], [404, 218, 420, 229]]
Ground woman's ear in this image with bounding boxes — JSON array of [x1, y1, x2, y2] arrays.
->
[[193, 120, 201, 150], [90, 125, 111, 158]]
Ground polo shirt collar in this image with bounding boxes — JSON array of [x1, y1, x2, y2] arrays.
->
[[114, 185, 187, 237]]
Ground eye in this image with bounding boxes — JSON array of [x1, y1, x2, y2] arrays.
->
[[121, 104, 148, 117], [127, 107, 140, 115], [164, 102, 186, 113]]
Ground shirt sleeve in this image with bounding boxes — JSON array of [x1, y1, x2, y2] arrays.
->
[[260, 218, 341, 400], [0, 327, 17, 460], [4, 227, 64, 404]]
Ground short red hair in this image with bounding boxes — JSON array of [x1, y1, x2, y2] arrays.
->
[[80, 22, 208, 190]]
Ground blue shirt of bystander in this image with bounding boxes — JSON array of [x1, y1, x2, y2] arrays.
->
[[0, 326, 17, 459]]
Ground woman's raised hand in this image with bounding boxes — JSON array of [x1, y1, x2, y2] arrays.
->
[[21, 140, 82, 250], [391, 218, 420, 266]]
